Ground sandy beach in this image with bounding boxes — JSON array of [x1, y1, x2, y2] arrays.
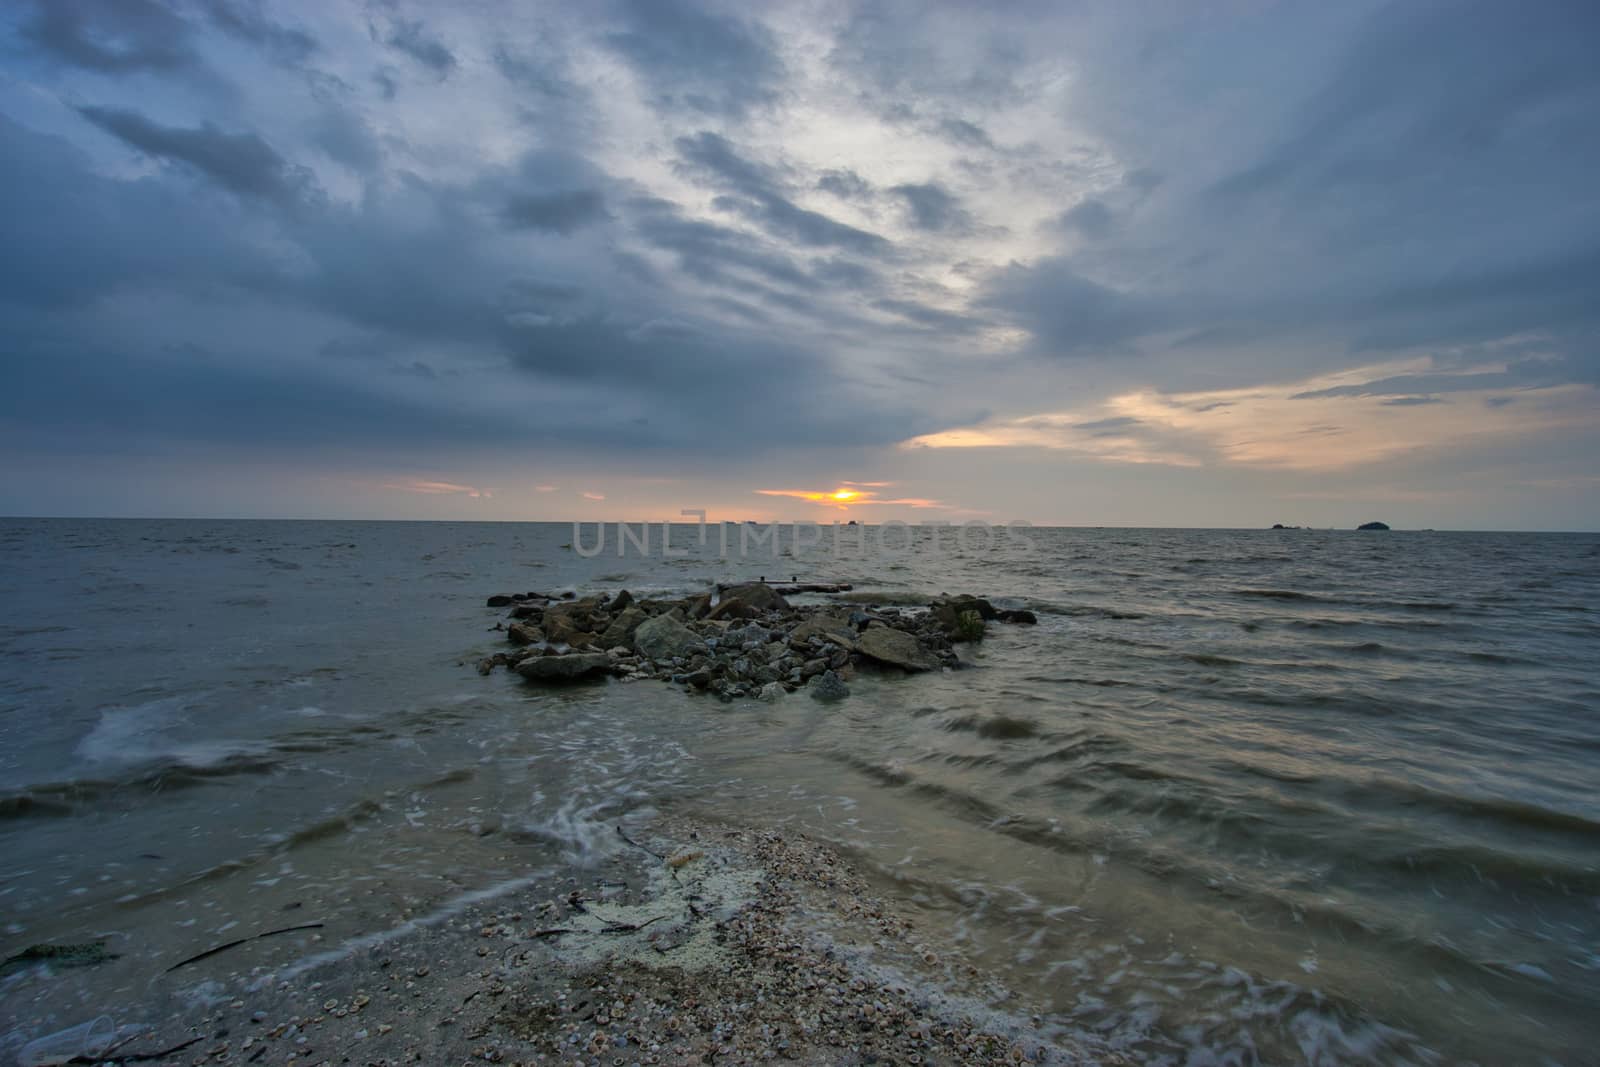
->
[[6, 814, 1111, 1066]]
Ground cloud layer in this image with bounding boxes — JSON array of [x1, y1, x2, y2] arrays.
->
[[2, 0, 1597, 526]]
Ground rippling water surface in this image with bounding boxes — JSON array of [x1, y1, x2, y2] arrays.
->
[[2, 519, 1598, 1063]]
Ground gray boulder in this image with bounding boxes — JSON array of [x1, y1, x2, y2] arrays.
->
[[810, 670, 850, 702], [508, 622, 545, 646], [790, 615, 857, 649], [856, 625, 941, 672], [515, 652, 611, 682], [633, 614, 707, 661], [542, 599, 602, 646], [599, 606, 647, 648], [719, 582, 790, 613]]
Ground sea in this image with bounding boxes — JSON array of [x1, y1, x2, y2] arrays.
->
[[1, 518, 1597, 1064]]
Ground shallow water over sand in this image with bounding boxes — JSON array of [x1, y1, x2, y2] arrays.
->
[[2, 519, 1598, 1063]]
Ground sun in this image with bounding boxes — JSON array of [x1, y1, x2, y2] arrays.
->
[[830, 488, 860, 502]]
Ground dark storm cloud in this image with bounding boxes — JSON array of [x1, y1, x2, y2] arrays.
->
[[870, 298, 981, 333], [888, 182, 970, 233], [305, 105, 382, 170], [674, 131, 774, 196], [712, 195, 889, 255], [492, 42, 578, 105], [980, 258, 1153, 356], [811, 258, 880, 291], [0, 113, 252, 306], [19, 0, 195, 74], [604, 0, 783, 118], [380, 18, 455, 76], [676, 133, 891, 255], [1055, 199, 1113, 240], [76, 105, 317, 206], [935, 117, 993, 150], [199, 0, 318, 65], [501, 189, 609, 234], [372, 66, 399, 100], [632, 200, 820, 293], [1210, 1, 1600, 208], [1162, 0, 1600, 372], [816, 169, 871, 200], [5, 0, 1599, 514], [0, 116, 934, 460]]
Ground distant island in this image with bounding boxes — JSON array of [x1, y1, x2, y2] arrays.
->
[[1357, 521, 1391, 530]]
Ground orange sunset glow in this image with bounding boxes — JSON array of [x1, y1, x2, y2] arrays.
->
[[755, 483, 946, 510]]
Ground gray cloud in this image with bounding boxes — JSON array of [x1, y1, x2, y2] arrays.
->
[[501, 189, 609, 234], [871, 298, 981, 333], [816, 169, 872, 200], [0, 113, 253, 307], [632, 199, 820, 293], [305, 105, 381, 170], [674, 131, 775, 196], [1075, 416, 1141, 435], [677, 132, 892, 255], [1056, 199, 1113, 239], [980, 258, 1153, 356], [889, 182, 970, 233], [372, 66, 399, 100], [935, 117, 993, 150], [713, 195, 889, 255], [199, 0, 318, 66], [3, 0, 1598, 525], [604, 0, 783, 118], [76, 106, 317, 206], [19, 0, 195, 74], [381, 18, 456, 77], [1290, 360, 1577, 401]]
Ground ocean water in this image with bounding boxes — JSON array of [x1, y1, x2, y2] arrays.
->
[[1, 518, 1597, 1064]]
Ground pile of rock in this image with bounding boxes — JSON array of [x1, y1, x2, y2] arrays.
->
[[474, 583, 1036, 703]]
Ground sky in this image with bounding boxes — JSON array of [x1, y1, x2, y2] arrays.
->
[[2, 0, 1598, 529]]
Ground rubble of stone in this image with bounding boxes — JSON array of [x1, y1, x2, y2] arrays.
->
[[474, 583, 1037, 702]]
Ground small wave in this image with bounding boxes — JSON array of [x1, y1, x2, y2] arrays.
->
[[1022, 674, 1135, 687], [0, 755, 283, 822], [280, 798, 384, 849], [1011, 733, 1127, 770], [1025, 599, 1145, 620], [0, 792, 75, 821], [1183, 652, 1245, 667], [1463, 650, 1529, 665], [834, 590, 936, 606], [1375, 838, 1600, 894], [941, 713, 1042, 740], [1237, 589, 1318, 601], [1370, 779, 1600, 840]]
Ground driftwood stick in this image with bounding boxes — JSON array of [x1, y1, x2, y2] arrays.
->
[[615, 824, 667, 860], [164, 922, 324, 973], [601, 915, 666, 934], [108, 1035, 206, 1062]]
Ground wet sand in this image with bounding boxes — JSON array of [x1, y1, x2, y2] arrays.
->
[[4, 815, 1116, 1065]]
